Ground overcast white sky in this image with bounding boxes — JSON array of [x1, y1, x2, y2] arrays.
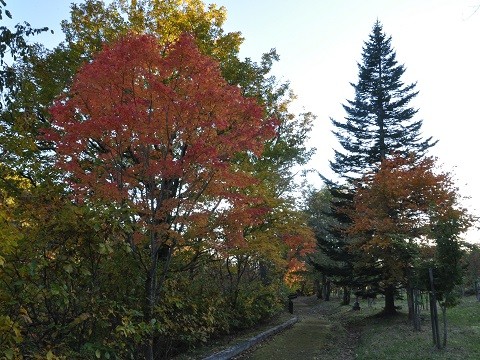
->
[[4, 0, 480, 242]]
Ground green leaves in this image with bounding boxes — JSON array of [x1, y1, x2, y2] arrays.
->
[[0, 1, 315, 357], [0, 8, 12, 21]]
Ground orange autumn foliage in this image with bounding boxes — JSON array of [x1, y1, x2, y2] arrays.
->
[[348, 154, 465, 285], [350, 155, 458, 238]]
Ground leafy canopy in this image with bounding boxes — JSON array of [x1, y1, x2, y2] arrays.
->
[[44, 32, 277, 250], [349, 154, 473, 287]]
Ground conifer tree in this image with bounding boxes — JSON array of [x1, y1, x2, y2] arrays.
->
[[310, 20, 437, 307], [331, 20, 436, 179]]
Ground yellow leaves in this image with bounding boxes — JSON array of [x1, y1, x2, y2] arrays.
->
[[71, 312, 91, 327], [0, 169, 33, 256], [98, 243, 114, 255], [18, 307, 32, 325], [78, 0, 239, 56], [0, 210, 22, 262], [45, 350, 58, 360], [63, 263, 74, 274], [0, 315, 23, 358]]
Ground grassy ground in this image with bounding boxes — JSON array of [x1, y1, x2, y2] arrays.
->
[[234, 296, 357, 360], [176, 294, 480, 359], [355, 295, 480, 360]]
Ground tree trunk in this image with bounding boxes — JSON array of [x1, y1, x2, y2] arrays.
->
[[144, 244, 172, 360], [383, 285, 397, 315], [322, 274, 331, 301], [429, 293, 441, 348], [144, 266, 157, 360], [324, 281, 331, 301], [476, 280, 480, 301], [314, 278, 321, 299], [429, 268, 441, 349], [406, 285, 414, 320], [441, 302, 448, 348], [342, 286, 351, 305], [413, 289, 421, 331]]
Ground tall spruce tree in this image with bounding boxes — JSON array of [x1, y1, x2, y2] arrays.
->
[[331, 20, 436, 179], [310, 20, 436, 309]]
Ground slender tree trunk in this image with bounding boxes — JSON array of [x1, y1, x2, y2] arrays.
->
[[413, 289, 421, 331], [144, 243, 172, 360], [406, 285, 414, 320], [325, 280, 331, 301], [342, 286, 351, 305], [314, 278, 321, 299], [475, 280, 480, 301], [384, 285, 396, 315], [441, 303, 448, 348], [322, 275, 330, 301], [429, 293, 441, 349], [429, 268, 441, 349], [145, 264, 158, 360]]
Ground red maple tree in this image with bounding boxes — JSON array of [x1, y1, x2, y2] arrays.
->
[[44, 33, 276, 354]]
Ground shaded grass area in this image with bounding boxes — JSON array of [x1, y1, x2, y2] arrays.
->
[[355, 295, 480, 360], [238, 317, 340, 360], [235, 296, 357, 360], [175, 295, 480, 360]]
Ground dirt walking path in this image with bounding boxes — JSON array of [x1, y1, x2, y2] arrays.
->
[[232, 296, 361, 360]]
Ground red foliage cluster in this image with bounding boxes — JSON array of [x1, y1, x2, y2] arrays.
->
[[44, 33, 277, 246]]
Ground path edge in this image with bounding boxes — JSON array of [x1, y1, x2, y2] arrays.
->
[[202, 316, 298, 360]]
